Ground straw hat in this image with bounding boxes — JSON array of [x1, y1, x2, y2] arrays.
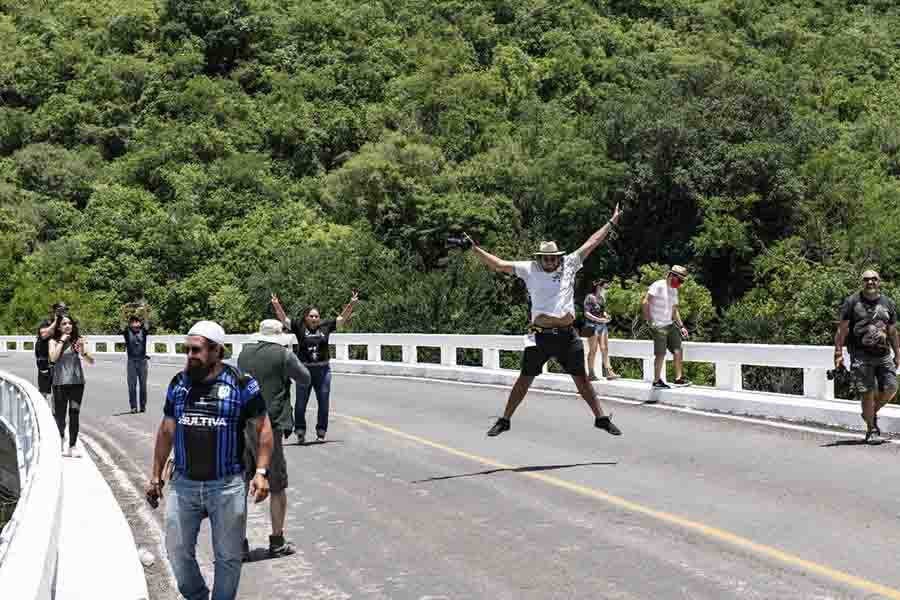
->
[[669, 265, 689, 279], [533, 241, 566, 256]]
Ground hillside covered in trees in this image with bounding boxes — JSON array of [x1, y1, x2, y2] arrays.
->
[[2, 0, 900, 350]]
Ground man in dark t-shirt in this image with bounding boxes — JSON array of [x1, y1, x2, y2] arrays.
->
[[36, 302, 66, 401], [123, 311, 151, 413], [835, 270, 900, 444], [146, 320, 273, 600]]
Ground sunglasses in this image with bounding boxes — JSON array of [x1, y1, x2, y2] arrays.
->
[[863, 277, 880, 282], [184, 344, 206, 355]]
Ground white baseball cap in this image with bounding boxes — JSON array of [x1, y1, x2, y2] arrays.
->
[[187, 320, 226, 346]]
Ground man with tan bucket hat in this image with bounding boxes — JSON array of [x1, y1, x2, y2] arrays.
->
[[238, 319, 311, 559], [643, 265, 691, 390], [464, 204, 623, 438]]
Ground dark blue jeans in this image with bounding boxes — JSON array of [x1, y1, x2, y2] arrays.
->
[[127, 358, 148, 411], [295, 364, 331, 435]]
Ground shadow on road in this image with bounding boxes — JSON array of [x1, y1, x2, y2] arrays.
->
[[289, 439, 343, 447], [111, 410, 141, 417], [821, 439, 879, 447], [411, 461, 618, 484], [243, 548, 292, 564]]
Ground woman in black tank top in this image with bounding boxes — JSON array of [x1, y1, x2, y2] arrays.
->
[[48, 316, 95, 457]]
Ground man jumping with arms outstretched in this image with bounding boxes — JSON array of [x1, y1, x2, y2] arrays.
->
[[465, 204, 623, 438]]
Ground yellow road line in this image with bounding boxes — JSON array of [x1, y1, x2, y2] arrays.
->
[[336, 412, 900, 600]]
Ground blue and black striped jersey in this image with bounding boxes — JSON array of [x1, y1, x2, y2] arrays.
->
[[164, 365, 266, 481]]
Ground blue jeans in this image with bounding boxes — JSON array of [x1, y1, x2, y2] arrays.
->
[[127, 358, 148, 411], [295, 364, 331, 435], [166, 473, 247, 600]]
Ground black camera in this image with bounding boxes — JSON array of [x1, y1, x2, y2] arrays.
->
[[826, 365, 847, 380], [54, 302, 69, 319], [446, 236, 473, 250]]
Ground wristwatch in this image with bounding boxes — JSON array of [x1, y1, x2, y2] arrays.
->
[[255, 468, 269, 478]]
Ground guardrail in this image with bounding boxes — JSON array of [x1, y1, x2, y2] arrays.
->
[[0, 333, 836, 400], [0, 369, 63, 600]]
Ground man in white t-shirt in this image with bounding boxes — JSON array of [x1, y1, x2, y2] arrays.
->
[[463, 205, 623, 438], [642, 265, 690, 390]]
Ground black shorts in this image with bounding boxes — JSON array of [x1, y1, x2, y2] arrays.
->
[[521, 328, 586, 377], [38, 369, 53, 394]]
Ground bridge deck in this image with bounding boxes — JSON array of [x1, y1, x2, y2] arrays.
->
[[2, 354, 897, 600]]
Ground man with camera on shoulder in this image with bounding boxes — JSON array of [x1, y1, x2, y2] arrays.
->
[[36, 302, 69, 404], [834, 270, 900, 444]]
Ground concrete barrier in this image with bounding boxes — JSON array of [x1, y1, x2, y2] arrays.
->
[[0, 366, 149, 600], [331, 359, 899, 433], [0, 332, 886, 433], [0, 371, 63, 600]]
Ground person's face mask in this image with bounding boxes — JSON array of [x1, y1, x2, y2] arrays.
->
[[670, 277, 684, 289]]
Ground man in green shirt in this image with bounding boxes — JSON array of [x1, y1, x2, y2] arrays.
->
[[238, 319, 310, 558]]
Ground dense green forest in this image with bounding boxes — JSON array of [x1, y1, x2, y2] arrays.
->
[[2, 0, 900, 354]]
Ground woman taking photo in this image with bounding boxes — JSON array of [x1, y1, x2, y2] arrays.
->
[[271, 291, 359, 443], [49, 315, 95, 456], [584, 280, 618, 381]]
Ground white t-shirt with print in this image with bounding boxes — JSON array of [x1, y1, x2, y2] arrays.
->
[[647, 279, 678, 327], [512, 253, 583, 323]]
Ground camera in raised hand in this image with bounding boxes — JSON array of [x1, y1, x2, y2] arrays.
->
[[446, 236, 473, 251]]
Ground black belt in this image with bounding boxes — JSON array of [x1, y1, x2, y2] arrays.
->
[[528, 324, 575, 335]]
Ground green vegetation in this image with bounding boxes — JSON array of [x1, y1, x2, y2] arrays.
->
[[2, 0, 899, 371]]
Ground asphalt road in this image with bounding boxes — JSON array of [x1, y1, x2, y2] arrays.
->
[[3, 353, 900, 600]]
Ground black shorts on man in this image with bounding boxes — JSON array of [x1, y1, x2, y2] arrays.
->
[[521, 328, 586, 377]]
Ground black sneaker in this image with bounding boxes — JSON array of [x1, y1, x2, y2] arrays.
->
[[316, 429, 326, 442], [652, 380, 670, 389], [866, 428, 884, 445], [487, 417, 510, 437], [672, 377, 692, 387], [268, 534, 296, 558], [241, 538, 251, 563], [588, 373, 599, 382], [295, 430, 306, 445], [595, 415, 622, 436]]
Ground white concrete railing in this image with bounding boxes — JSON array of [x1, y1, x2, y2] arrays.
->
[[0, 370, 63, 600], [0, 333, 836, 400]]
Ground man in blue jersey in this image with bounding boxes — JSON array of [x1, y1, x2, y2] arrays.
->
[[146, 321, 274, 600]]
